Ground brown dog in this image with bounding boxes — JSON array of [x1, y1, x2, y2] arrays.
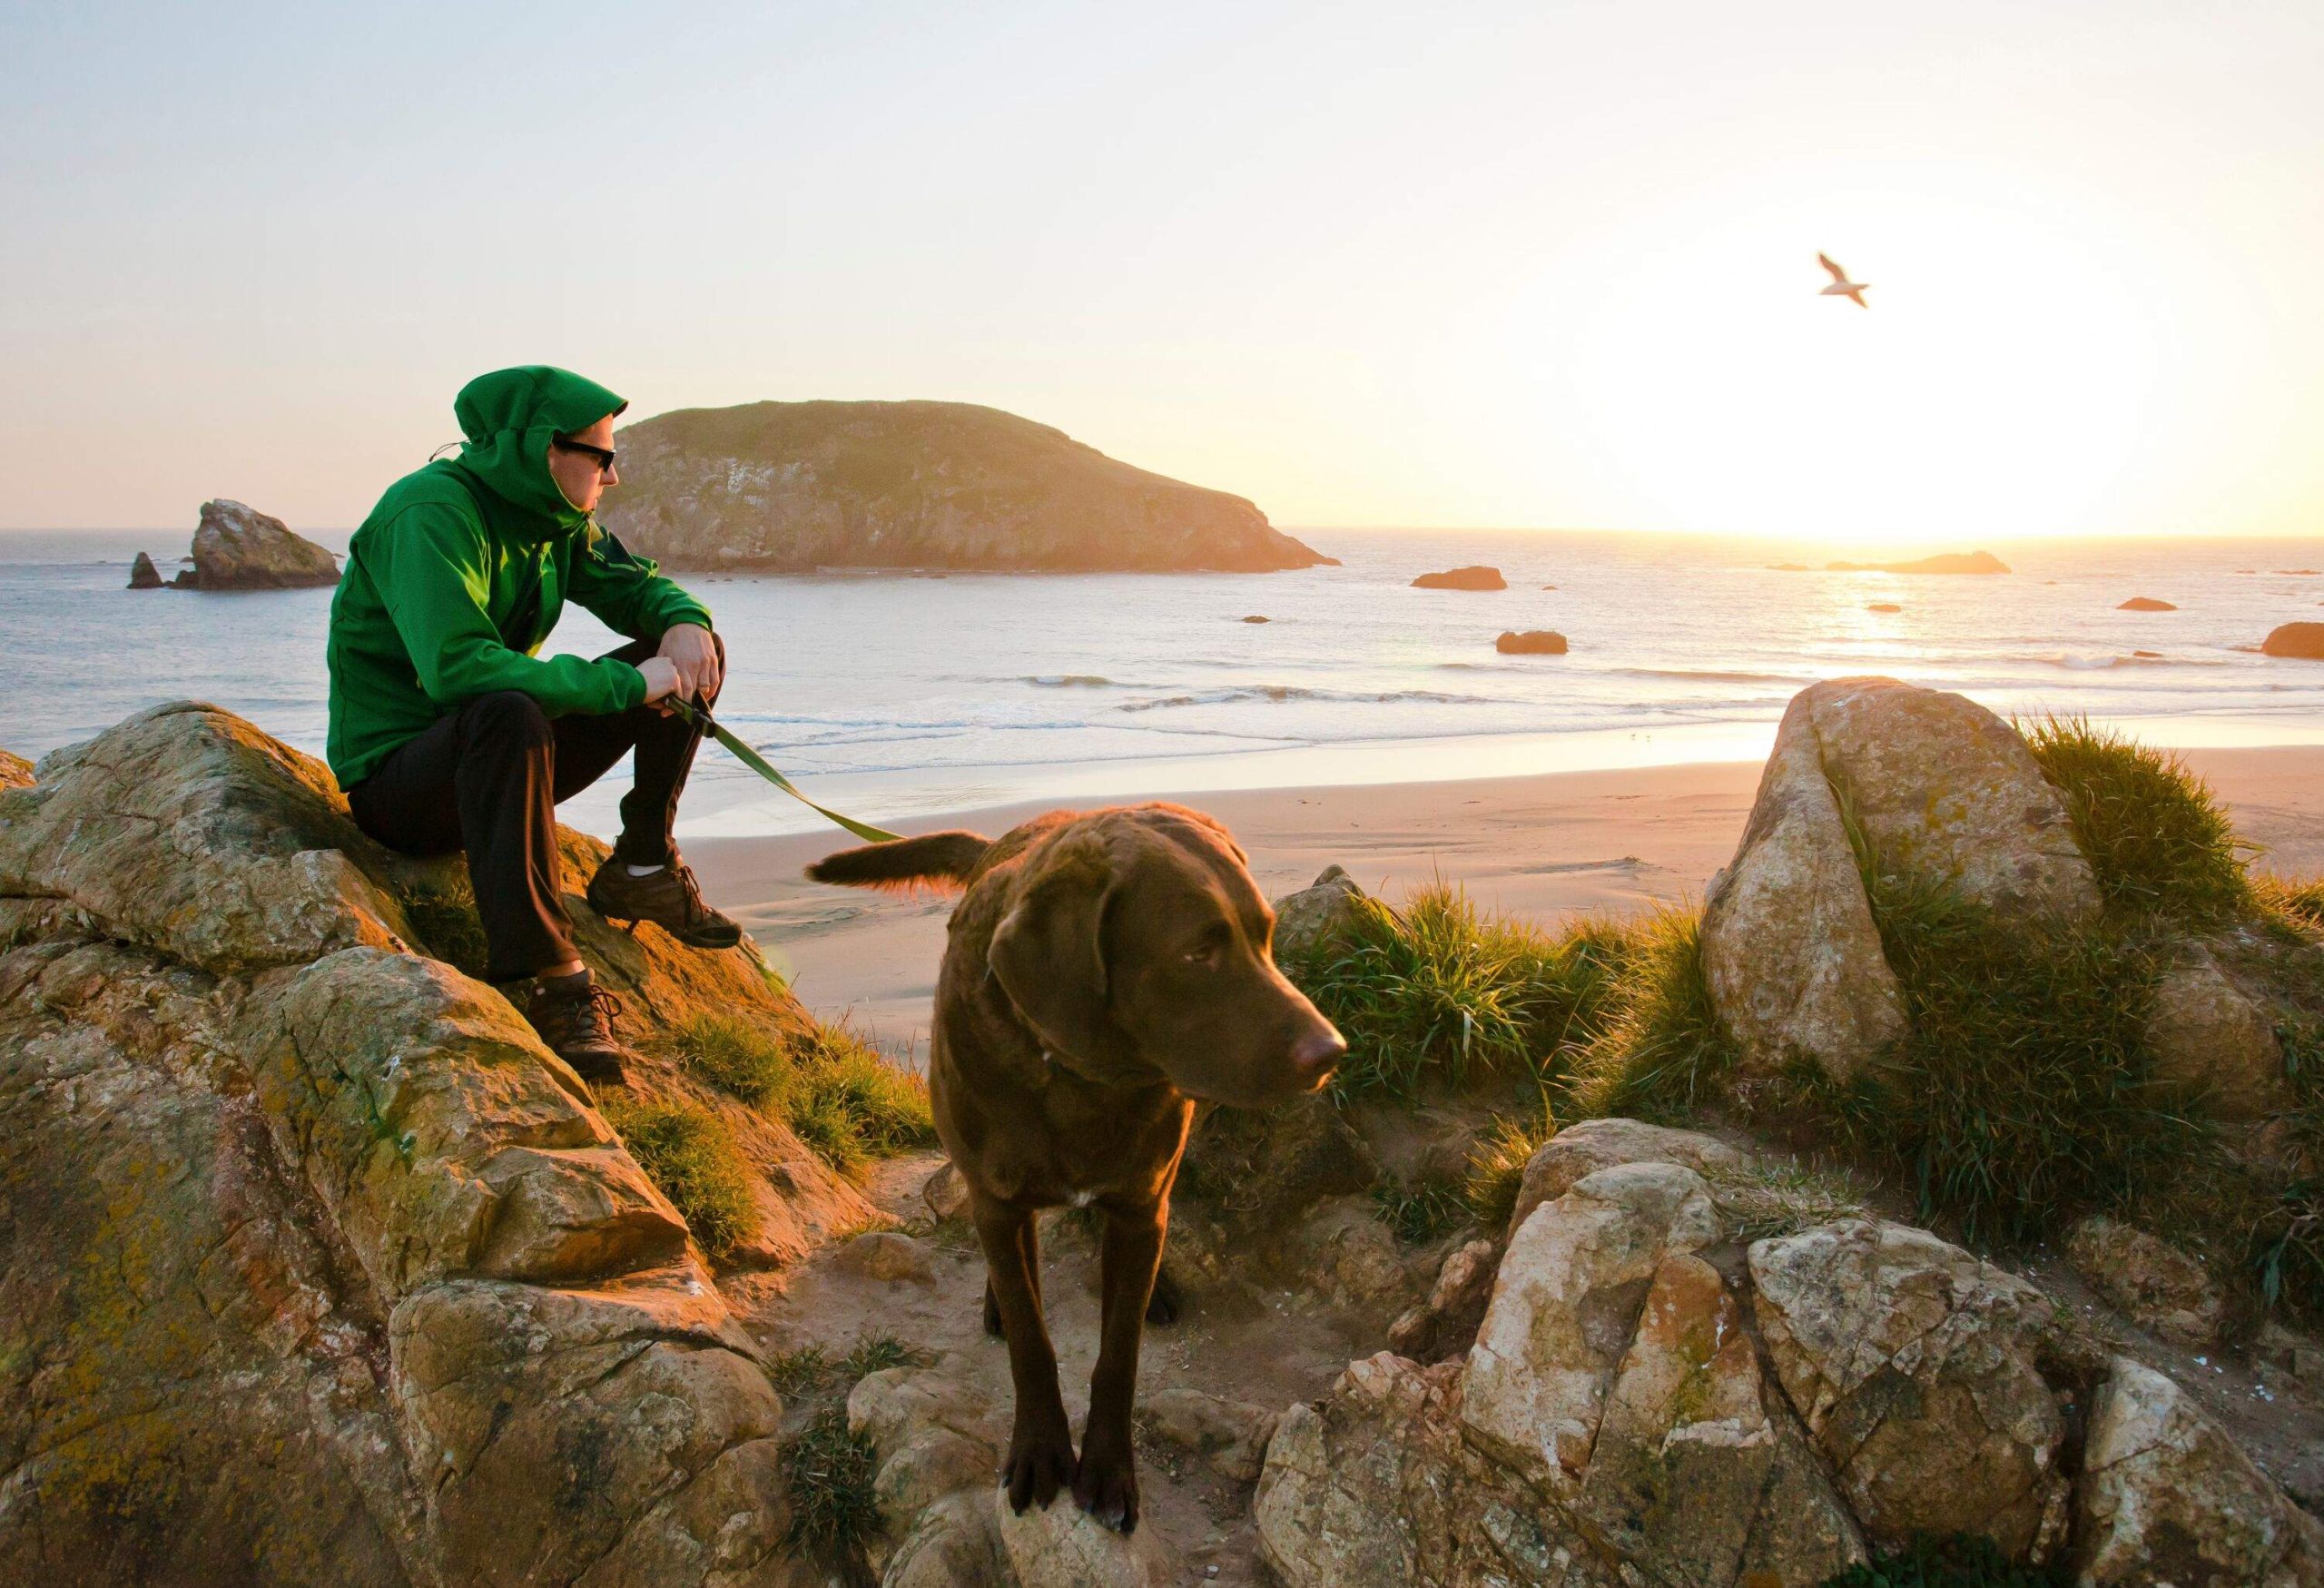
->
[[808, 804, 1344, 1532]]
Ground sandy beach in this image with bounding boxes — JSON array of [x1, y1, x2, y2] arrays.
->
[[694, 743, 2324, 1059]]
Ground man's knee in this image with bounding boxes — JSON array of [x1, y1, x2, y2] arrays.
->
[[464, 690, 553, 747]]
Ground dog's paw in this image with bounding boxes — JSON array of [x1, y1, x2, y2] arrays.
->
[[1144, 1268, 1182, 1327], [981, 1282, 1004, 1338], [1000, 1428, 1076, 1514], [1072, 1440, 1139, 1534]]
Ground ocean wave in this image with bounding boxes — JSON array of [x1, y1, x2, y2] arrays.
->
[[1024, 674, 1118, 687], [1116, 685, 1492, 713]]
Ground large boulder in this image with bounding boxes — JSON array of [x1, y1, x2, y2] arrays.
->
[[1702, 677, 2100, 1080], [2075, 1357, 2324, 1586], [599, 399, 1332, 573], [1502, 1118, 1748, 1242], [1270, 863, 1368, 966], [1494, 629, 1568, 655], [1747, 1219, 2069, 1559], [2261, 623, 2324, 659], [172, 498, 340, 589], [0, 704, 878, 1584]]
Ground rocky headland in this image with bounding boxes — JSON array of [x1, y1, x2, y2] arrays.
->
[[596, 399, 1331, 573], [1822, 550, 2011, 575], [6, 680, 2323, 1587]]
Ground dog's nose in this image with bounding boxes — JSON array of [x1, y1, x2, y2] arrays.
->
[[1291, 1025, 1346, 1073]]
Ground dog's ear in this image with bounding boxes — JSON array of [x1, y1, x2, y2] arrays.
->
[[990, 841, 1119, 1067]]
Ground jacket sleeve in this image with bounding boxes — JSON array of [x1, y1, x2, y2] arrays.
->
[[363, 502, 646, 715], [566, 524, 713, 640]]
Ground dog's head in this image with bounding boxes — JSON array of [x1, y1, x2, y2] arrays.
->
[[987, 804, 1344, 1108]]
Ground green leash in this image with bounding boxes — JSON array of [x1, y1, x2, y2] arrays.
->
[[667, 698, 904, 844]]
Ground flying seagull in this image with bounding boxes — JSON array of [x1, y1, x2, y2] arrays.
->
[[1818, 252, 1869, 308]]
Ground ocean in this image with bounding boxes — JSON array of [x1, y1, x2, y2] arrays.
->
[[6, 527, 2322, 841]]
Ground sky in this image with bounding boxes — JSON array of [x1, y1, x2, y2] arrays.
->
[[5, 0, 2320, 544]]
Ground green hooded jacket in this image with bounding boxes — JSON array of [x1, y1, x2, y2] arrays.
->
[[326, 366, 712, 787]]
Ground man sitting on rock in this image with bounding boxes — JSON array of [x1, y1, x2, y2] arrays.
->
[[326, 365, 742, 1083]]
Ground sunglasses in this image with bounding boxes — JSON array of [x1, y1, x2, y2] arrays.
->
[[553, 435, 617, 474]]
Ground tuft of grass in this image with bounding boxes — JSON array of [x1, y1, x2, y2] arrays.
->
[[1292, 884, 1618, 1102], [605, 1099, 760, 1259], [2256, 874, 2324, 935], [1819, 1532, 2064, 1587], [1833, 872, 2194, 1246], [673, 1012, 790, 1106], [2253, 1012, 2324, 1317], [764, 1329, 928, 1403], [779, 1403, 881, 1553], [665, 1015, 936, 1180], [1706, 1159, 1868, 1245], [2024, 715, 2248, 920], [1564, 906, 1736, 1123], [1464, 1106, 1554, 1232], [839, 1329, 923, 1381], [764, 1344, 831, 1396], [1370, 1176, 1472, 1246]]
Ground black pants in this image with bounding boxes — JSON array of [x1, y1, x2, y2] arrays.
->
[[348, 634, 723, 981]]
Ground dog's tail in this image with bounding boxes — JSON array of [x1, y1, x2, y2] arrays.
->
[[805, 831, 992, 894]]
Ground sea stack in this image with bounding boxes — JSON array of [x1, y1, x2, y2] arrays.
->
[[127, 551, 163, 589], [2261, 622, 2324, 659], [1413, 566, 1506, 591], [1495, 629, 1568, 655], [2119, 597, 2177, 612], [172, 499, 340, 590]]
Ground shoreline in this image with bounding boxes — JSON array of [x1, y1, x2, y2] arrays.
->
[[693, 742, 2324, 1062]]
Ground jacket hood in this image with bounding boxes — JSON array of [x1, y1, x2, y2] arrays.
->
[[446, 366, 626, 541]]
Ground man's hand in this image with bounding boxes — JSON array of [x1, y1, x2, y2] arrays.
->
[[637, 656, 683, 710], [659, 624, 722, 703]]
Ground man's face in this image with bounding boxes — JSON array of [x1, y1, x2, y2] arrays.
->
[[548, 413, 620, 512]]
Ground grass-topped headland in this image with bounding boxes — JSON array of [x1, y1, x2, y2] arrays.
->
[[1273, 721, 2324, 1326]]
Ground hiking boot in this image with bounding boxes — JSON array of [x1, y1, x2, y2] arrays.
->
[[522, 971, 636, 1083], [585, 854, 744, 950]]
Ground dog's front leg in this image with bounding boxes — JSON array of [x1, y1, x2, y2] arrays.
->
[[971, 1196, 1076, 1512], [1075, 1197, 1166, 1533]]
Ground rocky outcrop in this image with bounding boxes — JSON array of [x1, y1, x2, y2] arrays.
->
[[127, 550, 163, 588], [1412, 565, 1506, 590], [2119, 597, 2177, 611], [1825, 550, 2009, 574], [1495, 629, 1568, 655], [1270, 863, 1368, 966], [0, 751, 30, 791], [2264, 623, 2324, 659], [1501, 1116, 1748, 1241], [598, 399, 1330, 573], [1702, 677, 2099, 1080], [0, 703, 877, 1584], [172, 498, 340, 589], [2067, 1215, 2226, 1346]]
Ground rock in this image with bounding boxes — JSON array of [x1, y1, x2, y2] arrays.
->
[[0, 702, 886, 1584], [1866, 601, 1902, 612], [1241, 614, 1270, 623], [1387, 1236, 1501, 1361], [2262, 623, 2324, 658], [2134, 649, 2164, 657], [992, 1489, 1177, 1586], [1824, 550, 2010, 574], [598, 399, 1331, 573], [849, 1366, 1001, 1458], [1494, 629, 1568, 655], [1140, 1387, 1280, 1482], [1462, 1162, 1722, 1493], [1411, 565, 1506, 590], [1297, 1195, 1426, 1312], [924, 1159, 970, 1220], [1256, 1353, 1610, 1588], [128, 550, 163, 588], [2119, 596, 2178, 611], [1748, 1219, 2068, 1558], [2065, 1215, 2225, 1346], [2147, 945, 2288, 1119], [1270, 863, 1369, 966], [2075, 1356, 2324, 1585], [882, 1489, 1008, 1587], [1573, 1252, 1865, 1586], [1700, 686, 1910, 1081], [171, 498, 340, 589], [873, 1429, 998, 1553], [0, 751, 30, 792], [837, 1229, 939, 1282], [1503, 1118, 1749, 1242]]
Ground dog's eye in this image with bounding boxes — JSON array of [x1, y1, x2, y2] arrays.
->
[[1184, 924, 1229, 968]]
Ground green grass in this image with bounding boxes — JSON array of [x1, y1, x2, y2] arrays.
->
[[1820, 1533, 2063, 1587], [606, 1099, 760, 1259], [1705, 1159, 1868, 1245], [779, 1403, 881, 1553], [1371, 1176, 1472, 1246], [839, 1330, 922, 1381], [669, 1015, 937, 1179], [1290, 884, 1620, 1101], [765, 1344, 831, 1396], [1563, 907, 1735, 1124], [2257, 873, 2324, 934], [2024, 715, 2248, 920], [2256, 1012, 2324, 1317], [1464, 1106, 1554, 1232]]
